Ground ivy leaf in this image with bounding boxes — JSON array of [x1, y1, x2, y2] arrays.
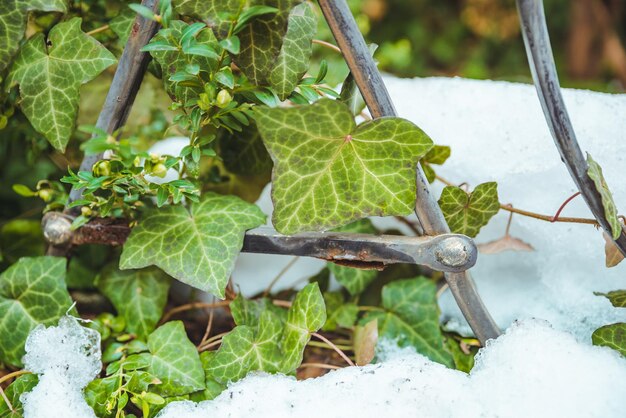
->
[[281, 282, 326, 372], [0, 374, 38, 418], [604, 232, 625, 267], [190, 352, 226, 402], [6, 18, 116, 151], [208, 310, 283, 383], [109, 7, 136, 45], [0, 256, 73, 367], [0, 0, 67, 73], [95, 265, 171, 340], [268, 2, 316, 100], [438, 182, 500, 238], [255, 98, 434, 234], [363, 277, 453, 367], [422, 145, 451, 183], [327, 219, 379, 295], [84, 376, 118, 418], [219, 124, 273, 177], [230, 294, 286, 326], [322, 292, 358, 331], [353, 319, 378, 366], [144, 321, 205, 396], [173, 0, 239, 37], [596, 290, 626, 308], [592, 323, 626, 357], [120, 192, 265, 298], [478, 235, 534, 254], [587, 154, 622, 240]]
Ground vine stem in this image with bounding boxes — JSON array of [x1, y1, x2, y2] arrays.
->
[[299, 363, 342, 370], [0, 370, 30, 386], [435, 175, 599, 226], [86, 24, 110, 36], [197, 332, 230, 352], [0, 386, 11, 413], [312, 39, 342, 54], [311, 332, 355, 367], [198, 304, 215, 348], [160, 301, 230, 323], [263, 257, 300, 297]]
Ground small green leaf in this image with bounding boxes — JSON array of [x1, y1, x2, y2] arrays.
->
[[129, 3, 157, 21], [7, 18, 116, 151], [141, 41, 179, 52], [438, 182, 500, 238], [233, 5, 280, 34], [592, 323, 626, 357], [0, 374, 38, 418], [423, 145, 451, 165], [0, 0, 67, 73], [255, 98, 433, 234], [268, 3, 316, 100], [281, 282, 326, 372], [322, 292, 358, 331], [363, 277, 453, 367], [327, 219, 378, 295], [84, 376, 118, 418], [587, 154, 622, 240], [219, 36, 240, 54], [0, 257, 73, 367], [95, 265, 171, 340], [596, 290, 626, 308], [120, 192, 265, 298], [145, 321, 205, 396]]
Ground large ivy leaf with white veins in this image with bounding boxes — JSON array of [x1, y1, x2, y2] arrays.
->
[[268, 2, 316, 100], [120, 192, 265, 298], [208, 310, 283, 383], [172, 0, 239, 37], [7, 18, 116, 151], [0, 257, 73, 367], [255, 99, 434, 234], [143, 321, 205, 396], [327, 219, 379, 295], [363, 277, 453, 367], [281, 282, 326, 372], [587, 154, 622, 240], [95, 265, 171, 340], [592, 323, 626, 357], [0, 0, 67, 73], [438, 182, 500, 238]]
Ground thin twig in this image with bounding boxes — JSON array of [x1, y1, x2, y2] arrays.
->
[[198, 332, 230, 352], [551, 192, 581, 222], [307, 340, 353, 351], [0, 386, 12, 413], [299, 362, 342, 370], [311, 332, 355, 367], [272, 299, 293, 309], [264, 257, 300, 297], [160, 301, 230, 323], [199, 306, 215, 348], [198, 339, 223, 351], [312, 39, 342, 54], [86, 24, 110, 36], [0, 370, 31, 386]]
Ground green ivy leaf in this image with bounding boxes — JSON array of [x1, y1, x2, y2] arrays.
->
[[587, 154, 622, 240], [208, 310, 283, 383], [147, 21, 220, 102], [255, 98, 433, 234], [596, 290, 626, 308], [438, 182, 499, 238], [190, 352, 226, 402], [322, 292, 358, 331], [327, 219, 379, 295], [230, 294, 286, 326], [0, 220, 45, 266], [592, 323, 626, 357], [268, 3, 316, 100], [6, 18, 116, 151], [84, 376, 118, 418], [120, 192, 265, 298], [0, 0, 67, 73], [0, 256, 73, 367], [0, 374, 38, 418], [172, 0, 238, 37], [110, 8, 135, 45], [363, 277, 453, 367], [219, 124, 273, 177], [281, 282, 326, 372], [95, 265, 171, 340], [144, 321, 205, 396]]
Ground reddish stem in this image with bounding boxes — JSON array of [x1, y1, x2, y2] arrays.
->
[[551, 192, 581, 222]]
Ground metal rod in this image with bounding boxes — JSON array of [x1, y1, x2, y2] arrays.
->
[[41, 213, 477, 272], [67, 0, 160, 209], [516, 0, 626, 256], [318, 0, 501, 344]]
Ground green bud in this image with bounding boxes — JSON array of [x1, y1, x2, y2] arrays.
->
[[216, 89, 232, 108], [81, 206, 92, 216], [151, 163, 168, 178], [93, 160, 112, 177], [37, 188, 53, 202]]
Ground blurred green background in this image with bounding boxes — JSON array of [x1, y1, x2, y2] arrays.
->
[[317, 0, 626, 92]]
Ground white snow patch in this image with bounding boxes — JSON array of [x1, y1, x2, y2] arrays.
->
[[21, 316, 101, 418], [157, 320, 626, 418]]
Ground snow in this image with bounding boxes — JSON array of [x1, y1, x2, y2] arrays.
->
[[21, 316, 101, 418], [156, 320, 626, 418]]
